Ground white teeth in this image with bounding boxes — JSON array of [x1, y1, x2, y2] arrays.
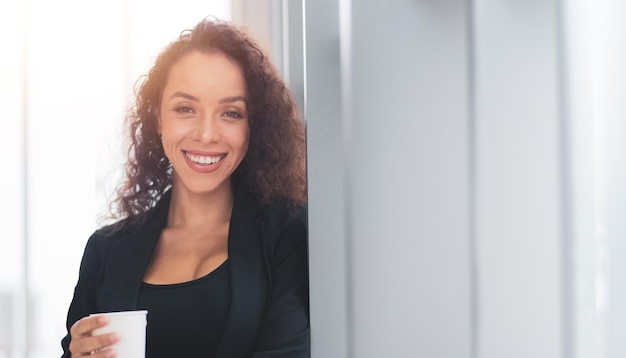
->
[[185, 152, 224, 165]]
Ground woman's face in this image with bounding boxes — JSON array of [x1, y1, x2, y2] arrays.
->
[[159, 50, 249, 197]]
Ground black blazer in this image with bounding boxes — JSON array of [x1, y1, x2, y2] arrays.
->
[[61, 185, 310, 358]]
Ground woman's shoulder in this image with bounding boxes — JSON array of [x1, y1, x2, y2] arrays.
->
[[235, 179, 306, 230], [93, 194, 168, 241], [83, 218, 135, 254], [90, 209, 152, 245], [95, 189, 170, 234], [93, 217, 134, 238], [260, 201, 307, 230], [257, 201, 307, 255]]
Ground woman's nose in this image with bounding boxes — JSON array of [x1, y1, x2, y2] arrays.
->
[[194, 115, 220, 143]]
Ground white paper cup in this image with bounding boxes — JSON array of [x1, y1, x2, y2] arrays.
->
[[90, 310, 148, 358]]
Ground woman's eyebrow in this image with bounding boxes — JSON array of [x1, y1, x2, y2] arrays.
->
[[219, 95, 247, 104], [169, 92, 247, 105], [169, 91, 200, 102]]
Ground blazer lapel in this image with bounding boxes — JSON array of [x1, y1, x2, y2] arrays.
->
[[100, 193, 170, 312], [215, 186, 268, 358], [98, 185, 268, 357]]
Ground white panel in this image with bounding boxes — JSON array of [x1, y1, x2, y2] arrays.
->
[[561, 1, 603, 357], [25, 1, 126, 355], [304, 0, 350, 357], [473, 1, 563, 357], [589, 2, 626, 358], [348, 1, 472, 357], [0, 2, 26, 355], [0, 0, 26, 291], [231, 0, 273, 58], [281, 0, 305, 112]]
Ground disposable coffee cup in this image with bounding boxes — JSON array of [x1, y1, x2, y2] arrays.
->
[[90, 310, 148, 358]]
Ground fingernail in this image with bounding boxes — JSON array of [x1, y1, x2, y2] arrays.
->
[[104, 348, 116, 357], [108, 332, 119, 342], [97, 315, 108, 325]]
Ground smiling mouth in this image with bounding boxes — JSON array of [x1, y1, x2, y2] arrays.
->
[[184, 151, 225, 165]]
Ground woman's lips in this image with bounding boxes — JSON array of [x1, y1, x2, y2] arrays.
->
[[183, 150, 226, 173]]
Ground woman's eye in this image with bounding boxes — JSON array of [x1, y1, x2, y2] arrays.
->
[[175, 106, 194, 114], [224, 111, 242, 118]]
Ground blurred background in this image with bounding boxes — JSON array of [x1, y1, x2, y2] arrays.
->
[[1, 0, 625, 357]]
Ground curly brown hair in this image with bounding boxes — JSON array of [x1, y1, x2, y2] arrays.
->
[[113, 17, 306, 220]]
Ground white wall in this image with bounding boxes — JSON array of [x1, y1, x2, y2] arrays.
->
[[349, 1, 473, 357], [572, 1, 626, 357], [304, 0, 350, 356], [305, 0, 569, 357], [473, 1, 565, 357], [306, 1, 473, 357]]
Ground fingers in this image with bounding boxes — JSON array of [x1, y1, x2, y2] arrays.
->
[[82, 346, 117, 357], [70, 315, 109, 337], [69, 332, 119, 357], [69, 316, 120, 357], [91, 346, 117, 358]]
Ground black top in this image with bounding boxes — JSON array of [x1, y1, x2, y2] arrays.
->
[[61, 184, 310, 358], [137, 260, 230, 357]]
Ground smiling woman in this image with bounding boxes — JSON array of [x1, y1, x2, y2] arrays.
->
[[0, 1, 300, 357], [61, 18, 308, 358]]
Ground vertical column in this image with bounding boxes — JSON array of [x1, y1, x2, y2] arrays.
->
[[348, 1, 472, 357], [304, 0, 351, 357], [305, 0, 473, 357], [0, 1, 26, 356], [589, 1, 626, 357], [472, 1, 565, 357], [280, 0, 305, 112], [560, 1, 601, 357], [231, 0, 274, 59]]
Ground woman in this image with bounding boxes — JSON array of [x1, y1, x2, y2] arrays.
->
[[61, 17, 308, 357]]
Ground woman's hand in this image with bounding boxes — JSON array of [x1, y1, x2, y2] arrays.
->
[[68, 315, 119, 357]]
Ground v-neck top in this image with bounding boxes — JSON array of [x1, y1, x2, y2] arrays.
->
[[137, 260, 231, 358], [62, 183, 310, 357]]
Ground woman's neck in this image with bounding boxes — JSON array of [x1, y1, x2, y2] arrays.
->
[[167, 180, 234, 230]]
